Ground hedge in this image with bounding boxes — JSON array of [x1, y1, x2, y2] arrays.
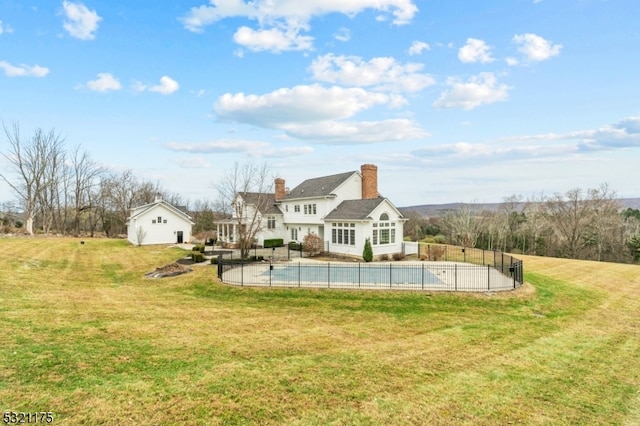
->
[[264, 239, 284, 248]]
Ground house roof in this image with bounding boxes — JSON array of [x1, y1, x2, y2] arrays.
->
[[127, 199, 194, 224], [324, 198, 389, 221], [239, 192, 282, 215], [282, 171, 357, 200]]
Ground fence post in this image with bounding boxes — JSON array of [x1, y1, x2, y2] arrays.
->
[[328, 262, 330, 288], [358, 262, 361, 288], [241, 256, 244, 286], [487, 264, 490, 291], [268, 260, 271, 287], [389, 263, 392, 289], [421, 263, 424, 290], [454, 264, 457, 291], [298, 261, 301, 288]]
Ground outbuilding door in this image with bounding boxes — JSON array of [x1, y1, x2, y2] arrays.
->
[[177, 231, 183, 243]]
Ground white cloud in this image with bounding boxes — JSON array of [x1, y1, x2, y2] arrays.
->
[[214, 84, 427, 144], [83, 73, 121, 92], [181, 0, 418, 30], [150, 76, 180, 94], [281, 119, 427, 144], [310, 54, 435, 93], [505, 57, 519, 66], [458, 38, 494, 64], [62, 1, 102, 40], [133, 76, 179, 95], [215, 84, 391, 127], [165, 139, 269, 154], [411, 115, 640, 168], [165, 139, 314, 158], [180, 0, 418, 51], [433, 72, 511, 110], [233, 25, 313, 52], [0, 20, 11, 34], [408, 40, 430, 56], [334, 27, 350, 42], [0, 61, 49, 77], [513, 33, 562, 62]]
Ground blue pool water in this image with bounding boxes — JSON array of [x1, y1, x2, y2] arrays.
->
[[261, 263, 443, 286]]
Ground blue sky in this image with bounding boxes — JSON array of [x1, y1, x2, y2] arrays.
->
[[1, 0, 639, 207]]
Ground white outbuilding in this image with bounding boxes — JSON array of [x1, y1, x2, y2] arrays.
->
[[126, 196, 194, 246]]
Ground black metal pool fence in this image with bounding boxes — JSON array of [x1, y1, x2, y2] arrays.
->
[[216, 243, 524, 292]]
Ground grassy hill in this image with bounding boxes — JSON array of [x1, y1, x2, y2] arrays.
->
[[0, 238, 638, 425]]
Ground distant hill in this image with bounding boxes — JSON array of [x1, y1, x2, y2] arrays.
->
[[400, 198, 640, 217]]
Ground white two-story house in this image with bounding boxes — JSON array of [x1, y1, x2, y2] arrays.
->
[[216, 164, 406, 258]]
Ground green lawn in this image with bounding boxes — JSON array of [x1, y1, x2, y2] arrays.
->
[[0, 238, 638, 425]]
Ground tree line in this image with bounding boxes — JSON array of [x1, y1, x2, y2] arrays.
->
[[0, 122, 218, 237], [405, 185, 640, 264]]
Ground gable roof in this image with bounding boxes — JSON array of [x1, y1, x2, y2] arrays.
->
[[283, 171, 357, 200], [238, 192, 282, 215], [127, 199, 194, 224], [324, 198, 387, 221]]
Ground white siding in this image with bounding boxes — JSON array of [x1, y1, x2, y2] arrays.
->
[[127, 203, 193, 246]]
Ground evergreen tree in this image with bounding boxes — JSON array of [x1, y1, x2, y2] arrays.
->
[[363, 238, 373, 262]]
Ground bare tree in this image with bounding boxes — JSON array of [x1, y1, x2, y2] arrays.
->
[[215, 162, 273, 259], [0, 122, 65, 235], [70, 146, 105, 237], [442, 203, 482, 248], [543, 185, 621, 259]]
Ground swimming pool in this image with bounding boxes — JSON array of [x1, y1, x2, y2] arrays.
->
[[220, 260, 519, 292], [261, 263, 443, 287]]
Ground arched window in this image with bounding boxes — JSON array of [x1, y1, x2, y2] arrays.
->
[[372, 212, 395, 245]]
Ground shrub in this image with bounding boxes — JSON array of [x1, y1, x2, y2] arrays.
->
[[264, 238, 284, 248], [191, 251, 205, 262], [303, 233, 323, 256], [430, 245, 445, 261], [363, 238, 373, 262], [289, 241, 302, 251], [192, 245, 205, 253], [249, 255, 264, 262], [392, 252, 405, 261], [379, 253, 389, 261]]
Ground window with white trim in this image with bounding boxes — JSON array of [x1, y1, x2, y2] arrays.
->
[[267, 216, 276, 229], [331, 222, 356, 246], [303, 204, 316, 215], [372, 213, 395, 245]]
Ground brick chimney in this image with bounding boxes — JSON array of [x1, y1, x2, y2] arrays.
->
[[360, 164, 378, 199], [274, 178, 286, 201]]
